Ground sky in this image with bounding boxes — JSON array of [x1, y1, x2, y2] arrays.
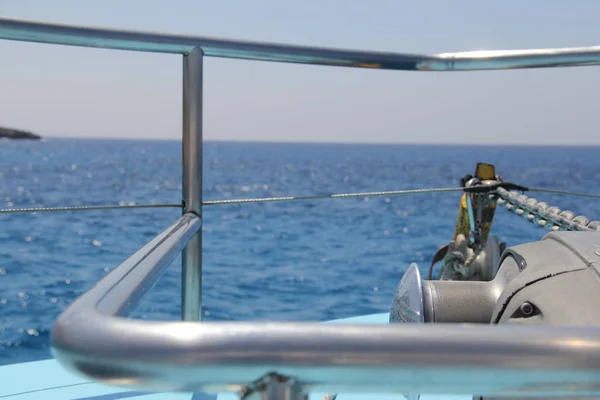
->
[[0, 0, 599, 144]]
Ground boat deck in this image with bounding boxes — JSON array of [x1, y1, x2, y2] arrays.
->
[[0, 313, 468, 400]]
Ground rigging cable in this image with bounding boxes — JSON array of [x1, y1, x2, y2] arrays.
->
[[0, 187, 464, 214], [527, 187, 600, 200], [203, 187, 464, 206], [0, 186, 599, 223], [0, 203, 182, 214]]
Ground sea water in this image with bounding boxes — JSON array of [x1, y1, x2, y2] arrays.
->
[[1, 138, 598, 364]]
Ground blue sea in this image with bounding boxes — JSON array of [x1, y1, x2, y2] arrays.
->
[[1, 139, 599, 365]]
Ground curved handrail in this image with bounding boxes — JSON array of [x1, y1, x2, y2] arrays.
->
[[52, 214, 600, 396], [1, 17, 600, 71]]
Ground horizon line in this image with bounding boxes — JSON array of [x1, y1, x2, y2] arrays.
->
[[21, 135, 600, 148]]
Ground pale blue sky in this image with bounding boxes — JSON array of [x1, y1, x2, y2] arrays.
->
[[1, 0, 599, 144]]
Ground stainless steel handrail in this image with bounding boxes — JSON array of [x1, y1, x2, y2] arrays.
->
[[58, 213, 201, 317], [2, 17, 600, 70], [4, 16, 600, 397], [52, 214, 600, 395], [52, 230, 600, 396]]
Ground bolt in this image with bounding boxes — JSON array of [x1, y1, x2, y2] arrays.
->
[[520, 302, 534, 316]]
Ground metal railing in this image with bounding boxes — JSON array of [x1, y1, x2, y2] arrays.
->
[[3, 17, 600, 70], [3, 17, 600, 398]]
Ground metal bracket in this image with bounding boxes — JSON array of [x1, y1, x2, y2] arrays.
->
[[239, 373, 307, 400]]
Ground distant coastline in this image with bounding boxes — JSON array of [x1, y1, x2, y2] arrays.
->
[[0, 126, 41, 140]]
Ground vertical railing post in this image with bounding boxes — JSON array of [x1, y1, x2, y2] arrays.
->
[[181, 47, 203, 321]]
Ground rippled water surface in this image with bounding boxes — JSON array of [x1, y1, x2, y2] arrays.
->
[[1, 139, 599, 364]]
